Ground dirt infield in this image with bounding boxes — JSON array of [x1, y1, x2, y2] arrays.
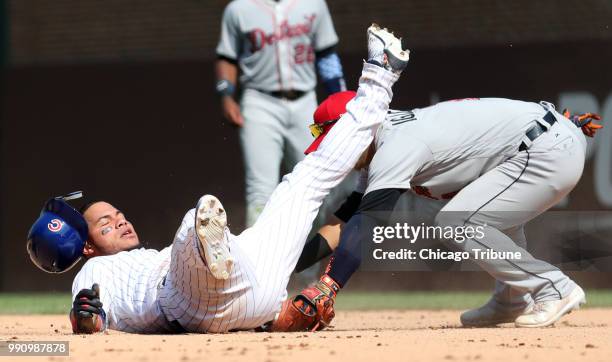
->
[[1, 309, 610, 362]]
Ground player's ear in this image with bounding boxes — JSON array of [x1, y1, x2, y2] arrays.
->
[[82, 241, 96, 258]]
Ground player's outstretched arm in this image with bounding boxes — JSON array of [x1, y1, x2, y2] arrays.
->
[[69, 283, 107, 334]]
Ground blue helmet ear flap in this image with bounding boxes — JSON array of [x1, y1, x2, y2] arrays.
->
[[27, 192, 88, 274]]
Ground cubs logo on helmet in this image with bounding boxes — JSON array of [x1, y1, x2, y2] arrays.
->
[[47, 219, 64, 233]]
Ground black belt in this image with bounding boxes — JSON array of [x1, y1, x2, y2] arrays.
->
[[519, 111, 557, 152], [257, 89, 307, 101]]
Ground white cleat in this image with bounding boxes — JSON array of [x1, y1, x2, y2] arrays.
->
[[195, 195, 233, 280], [515, 285, 586, 328], [367, 23, 410, 74], [461, 300, 533, 327]]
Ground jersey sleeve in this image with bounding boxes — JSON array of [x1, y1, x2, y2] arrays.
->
[[312, 0, 339, 51], [71, 258, 114, 318], [365, 136, 432, 194], [216, 3, 242, 60]]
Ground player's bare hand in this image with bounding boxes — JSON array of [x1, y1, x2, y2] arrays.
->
[[70, 283, 106, 334], [221, 96, 244, 127]]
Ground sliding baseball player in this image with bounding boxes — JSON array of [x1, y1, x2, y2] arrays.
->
[[26, 24, 410, 333]]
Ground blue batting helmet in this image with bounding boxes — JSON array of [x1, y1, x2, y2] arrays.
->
[[27, 192, 88, 273]]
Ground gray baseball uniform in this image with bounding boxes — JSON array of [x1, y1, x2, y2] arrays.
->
[[216, 0, 342, 226], [366, 98, 586, 303]]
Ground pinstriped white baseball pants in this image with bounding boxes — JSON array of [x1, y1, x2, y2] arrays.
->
[[159, 63, 399, 332]]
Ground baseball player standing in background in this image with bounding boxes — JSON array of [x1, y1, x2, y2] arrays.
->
[[279, 96, 603, 330], [27, 25, 410, 333], [215, 0, 347, 226]]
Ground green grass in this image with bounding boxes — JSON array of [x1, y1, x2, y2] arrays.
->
[[336, 290, 612, 310], [1, 290, 611, 314], [0, 293, 71, 315], [336, 291, 493, 310]]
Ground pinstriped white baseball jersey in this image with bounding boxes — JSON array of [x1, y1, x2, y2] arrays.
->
[[72, 247, 174, 333], [72, 63, 398, 333], [216, 0, 338, 92]]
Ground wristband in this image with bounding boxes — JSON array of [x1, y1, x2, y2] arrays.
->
[[216, 79, 236, 97]]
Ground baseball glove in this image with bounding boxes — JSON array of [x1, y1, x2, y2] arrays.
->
[[70, 283, 107, 334], [563, 108, 603, 137], [270, 274, 340, 332]]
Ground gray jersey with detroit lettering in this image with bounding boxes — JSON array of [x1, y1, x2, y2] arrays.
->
[[216, 0, 338, 92], [366, 98, 561, 199]]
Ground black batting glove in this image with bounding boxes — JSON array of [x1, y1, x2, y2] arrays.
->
[[70, 283, 106, 334]]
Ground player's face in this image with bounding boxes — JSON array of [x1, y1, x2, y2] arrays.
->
[[82, 202, 140, 257]]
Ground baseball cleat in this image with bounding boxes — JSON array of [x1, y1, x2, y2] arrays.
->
[[460, 299, 533, 327], [367, 23, 410, 74], [514, 285, 586, 328], [195, 194, 233, 280]]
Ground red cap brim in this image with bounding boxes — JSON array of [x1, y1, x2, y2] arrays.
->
[[304, 132, 327, 155]]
